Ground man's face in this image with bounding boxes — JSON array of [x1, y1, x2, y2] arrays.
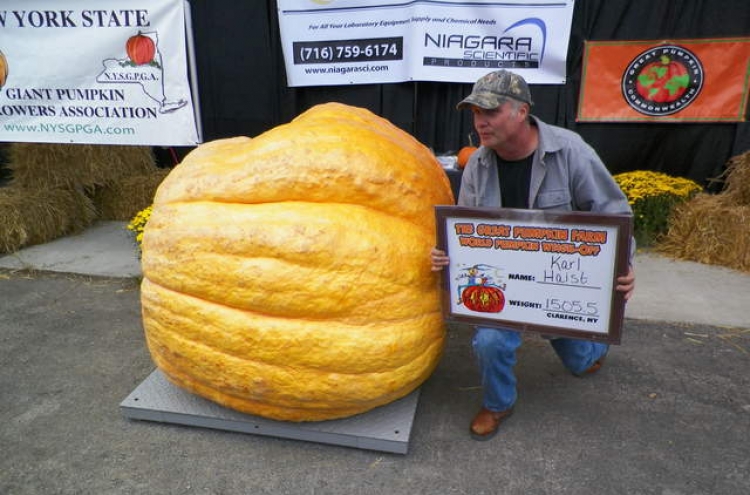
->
[[471, 100, 527, 151]]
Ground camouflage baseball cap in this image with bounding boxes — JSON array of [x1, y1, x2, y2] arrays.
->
[[457, 70, 533, 110]]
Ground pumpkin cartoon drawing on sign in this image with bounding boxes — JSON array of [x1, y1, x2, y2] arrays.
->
[[456, 264, 506, 313]]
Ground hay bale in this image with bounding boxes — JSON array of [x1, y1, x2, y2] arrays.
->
[[658, 196, 749, 271], [718, 150, 750, 205], [0, 185, 97, 254], [91, 168, 170, 220], [0, 143, 11, 187], [657, 150, 750, 272], [8, 143, 156, 190]]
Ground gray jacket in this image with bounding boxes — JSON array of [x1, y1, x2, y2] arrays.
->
[[458, 115, 634, 260], [459, 116, 631, 215]]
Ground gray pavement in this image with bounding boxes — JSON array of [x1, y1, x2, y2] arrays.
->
[[1, 222, 749, 495], [0, 221, 141, 279]]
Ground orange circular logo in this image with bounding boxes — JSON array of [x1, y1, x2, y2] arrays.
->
[[621, 45, 704, 117]]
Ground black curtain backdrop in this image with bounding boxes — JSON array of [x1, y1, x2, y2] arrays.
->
[[185, 0, 750, 190]]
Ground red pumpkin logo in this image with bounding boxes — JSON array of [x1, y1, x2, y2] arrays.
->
[[126, 32, 156, 66], [461, 285, 505, 313], [621, 45, 704, 117]]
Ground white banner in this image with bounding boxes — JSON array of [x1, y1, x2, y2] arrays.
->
[[0, 0, 201, 146], [277, 0, 575, 87]]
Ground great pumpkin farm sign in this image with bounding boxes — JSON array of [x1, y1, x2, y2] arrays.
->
[[0, 0, 200, 146], [436, 207, 633, 344]]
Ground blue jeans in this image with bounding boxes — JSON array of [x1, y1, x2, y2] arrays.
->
[[472, 326, 609, 412]]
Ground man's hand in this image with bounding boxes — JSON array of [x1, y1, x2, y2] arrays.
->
[[430, 247, 450, 272], [616, 265, 636, 301]]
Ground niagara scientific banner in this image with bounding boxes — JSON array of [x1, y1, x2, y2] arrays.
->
[[0, 0, 201, 145], [277, 0, 575, 87]]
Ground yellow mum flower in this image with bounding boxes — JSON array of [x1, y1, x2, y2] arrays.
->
[[127, 205, 154, 251], [614, 171, 702, 246]]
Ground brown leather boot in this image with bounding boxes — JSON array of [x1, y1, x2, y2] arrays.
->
[[575, 356, 606, 377], [469, 407, 514, 441]]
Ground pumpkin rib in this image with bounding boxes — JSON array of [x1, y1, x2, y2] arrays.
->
[[141, 203, 439, 321], [146, 308, 443, 380], [153, 105, 454, 215], [143, 201, 437, 266], [155, 177, 443, 233], [141, 236, 438, 316], [142, 240, 434, 296], [146, 323, 444, 420], [151, 349, 407, 421], [291, 102, 445, 179], [155, 188, 439, 237], [153, 128, 452, 228], [290, 113, 448, 186], [143, 253, 438, 322], [152, 198, 437, 238], [142, 277, 443, 373], [146, 315, 443, 398]]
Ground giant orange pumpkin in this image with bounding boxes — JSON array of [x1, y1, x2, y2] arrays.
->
[[140, 103, 455, 422]]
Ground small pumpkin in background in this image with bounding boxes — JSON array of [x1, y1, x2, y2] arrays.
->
[[636, 54, 689, 103], [126, 32, 156, 65], [456, 134, 478, 169], [140, 103, 455, 422]]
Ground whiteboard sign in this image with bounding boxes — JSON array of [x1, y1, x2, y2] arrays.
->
[[436, 207, 633, 344]]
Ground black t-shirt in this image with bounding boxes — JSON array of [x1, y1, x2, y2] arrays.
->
[[497, 153, 533, 209]]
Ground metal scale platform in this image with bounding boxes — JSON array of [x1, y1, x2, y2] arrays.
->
[[120, 369, 420, 454]]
